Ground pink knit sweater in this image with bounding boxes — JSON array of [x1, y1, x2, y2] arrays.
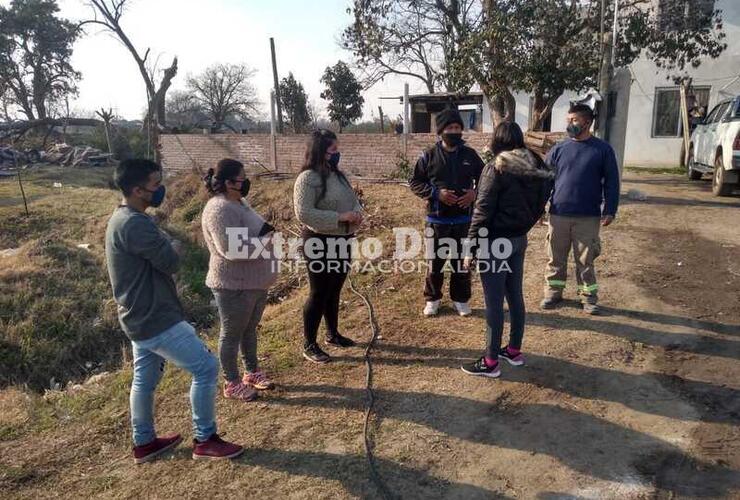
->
[[201, 195, 278, 291]]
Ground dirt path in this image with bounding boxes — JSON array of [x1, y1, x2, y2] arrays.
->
[[1, 171, 738, 499]]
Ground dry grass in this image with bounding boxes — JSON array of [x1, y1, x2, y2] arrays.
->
[[3, 168, 737, 498]]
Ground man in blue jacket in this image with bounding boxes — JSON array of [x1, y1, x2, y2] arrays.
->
[[541, 104, 620, 315]]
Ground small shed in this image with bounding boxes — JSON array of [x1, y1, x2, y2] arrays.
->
[[404, 92, 485, 133]]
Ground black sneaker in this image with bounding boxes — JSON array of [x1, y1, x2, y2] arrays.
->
[[303, 343, 331, 364], [325, 332, 356, 348], [499, 346, 525, 366], [460, 357, 501, 378]]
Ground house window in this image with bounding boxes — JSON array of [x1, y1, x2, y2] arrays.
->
[[658, 0, 715, 32], [652, 86, 711, 138]]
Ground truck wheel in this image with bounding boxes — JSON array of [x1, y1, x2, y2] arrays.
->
[[687, 147, 702, 180], [712, 155, 733, 197]]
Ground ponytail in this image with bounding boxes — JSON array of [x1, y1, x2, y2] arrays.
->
[[203, 158, 244, 196]]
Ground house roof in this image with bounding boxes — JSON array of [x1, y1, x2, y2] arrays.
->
[[407, 92, 484, 104]]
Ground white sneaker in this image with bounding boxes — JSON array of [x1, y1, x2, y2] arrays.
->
[[453, 301, 472, 317], [423, 300, 441, 317]]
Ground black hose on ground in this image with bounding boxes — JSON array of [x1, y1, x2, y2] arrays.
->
[[347, 274, 396, 500]]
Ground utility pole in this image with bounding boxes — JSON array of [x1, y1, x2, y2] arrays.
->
[[270, 37, 284, 134], [270, 90, 278, 171], [597, 0, 619, 140], [378, 106, 385, 133], [403, 83, 410, 134]]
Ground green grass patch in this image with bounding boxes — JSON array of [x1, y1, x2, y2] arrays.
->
[[624, 165, 684, 175]]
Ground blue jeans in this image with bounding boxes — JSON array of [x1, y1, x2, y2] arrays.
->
[[130, 321, 218, 446], [478, 235, 528, 359]]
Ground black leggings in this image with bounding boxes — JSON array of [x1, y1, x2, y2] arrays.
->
[[301, 230, 353, 347]]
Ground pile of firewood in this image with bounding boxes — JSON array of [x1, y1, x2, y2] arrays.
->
[[524, 131, 567, 157]]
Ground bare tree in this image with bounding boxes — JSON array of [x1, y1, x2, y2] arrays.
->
[[185, 63, 259, 132], [95, 107, 115, 154], [82, 0, 177, 157], [342, 0, 478, 93], [165, 90, 208, 132]]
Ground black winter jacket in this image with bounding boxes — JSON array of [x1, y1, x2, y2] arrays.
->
[[408, 142, 485, 221], [468, 148, 554, 241]]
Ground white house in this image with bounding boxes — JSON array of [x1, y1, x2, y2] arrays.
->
[[479, 0, 740, 167]]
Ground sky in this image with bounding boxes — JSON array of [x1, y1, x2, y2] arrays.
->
[[6, 0, 431, 122]]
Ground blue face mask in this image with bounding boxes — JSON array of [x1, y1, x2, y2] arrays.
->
[[143, 185, 166, 207], [566, 123, 584, 138], [328, 152, 341, 168]]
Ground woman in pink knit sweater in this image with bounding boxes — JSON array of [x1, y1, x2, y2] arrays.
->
[[201, 159, 278, 402]]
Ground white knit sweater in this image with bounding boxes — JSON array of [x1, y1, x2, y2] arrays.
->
[[201, 195, 278, 290], [293, 169, 362, 235]]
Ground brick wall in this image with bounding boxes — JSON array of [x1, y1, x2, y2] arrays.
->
[[160, 132, 492, 178]]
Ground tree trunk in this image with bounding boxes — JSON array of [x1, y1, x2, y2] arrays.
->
[[154, 57, 178, 128], [530, 92, 546, 131], [487, 94, 505, 128], [485, 88, 516, 128], [503, 91, 516, 122]]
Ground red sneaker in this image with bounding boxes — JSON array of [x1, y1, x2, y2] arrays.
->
[[223, 380, 258, 402], [192, 434, 244, 460], [243, 370, 275, 390], [133, 433, 183, 464]]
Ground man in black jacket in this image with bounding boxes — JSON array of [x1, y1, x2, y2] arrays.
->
[[408, 108, 485, 317]]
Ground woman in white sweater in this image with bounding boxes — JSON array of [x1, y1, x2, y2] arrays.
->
[[201, 158, 278, 402]]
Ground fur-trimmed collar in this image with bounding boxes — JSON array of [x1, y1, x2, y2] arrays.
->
[[493, 148, 554, 179]]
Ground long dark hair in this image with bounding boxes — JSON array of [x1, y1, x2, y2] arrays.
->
[[203, 158, 244, 195], [301, 129, 350, 201], [490, 121, 526, 157]]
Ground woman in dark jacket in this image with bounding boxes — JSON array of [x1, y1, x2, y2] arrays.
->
[[461, 122, 554, 378]]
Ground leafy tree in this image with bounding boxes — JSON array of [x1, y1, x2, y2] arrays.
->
[[186, 63, 260, 131], [279, 73, 312, 133], [0, 0, 80, 120], [347, 0, 726, 130], [320, 61, 364, 132]]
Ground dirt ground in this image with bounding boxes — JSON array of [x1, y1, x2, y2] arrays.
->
[[1, 170, 739, 499]]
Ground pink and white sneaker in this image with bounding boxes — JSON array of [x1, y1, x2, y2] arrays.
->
[[243, 370, 275, 391], [223, 381, 258, 402], [499, 346, 525, 366]]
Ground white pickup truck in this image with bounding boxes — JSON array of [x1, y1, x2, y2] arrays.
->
[[687, 96, 740, 196]]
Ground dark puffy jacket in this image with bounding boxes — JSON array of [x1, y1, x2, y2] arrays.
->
[[468, 148, 554, 241], [408, 142, 485, 221]]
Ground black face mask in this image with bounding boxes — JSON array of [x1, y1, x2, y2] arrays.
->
[[229, 178, 251, 198], [328, 152, 341, 169], [442, 133, 463, 147], [239, 178, 251, 197]]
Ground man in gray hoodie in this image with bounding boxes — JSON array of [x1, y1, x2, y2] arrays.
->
[[105, 158, 242, 463]]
